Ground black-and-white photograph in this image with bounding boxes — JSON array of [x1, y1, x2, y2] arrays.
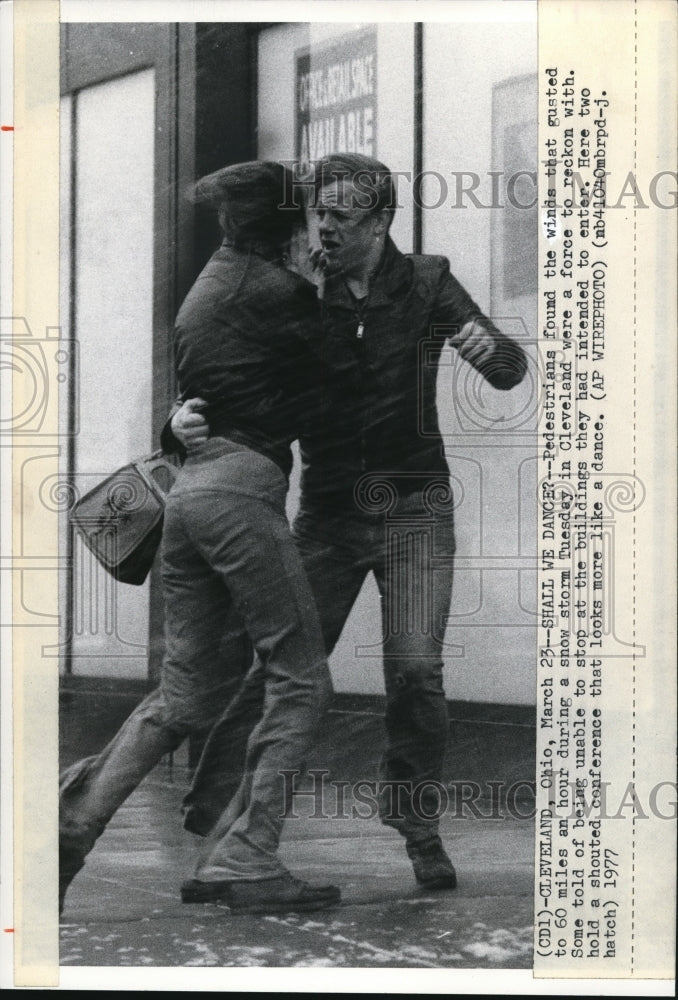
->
[[4, 0, 678, 991], [54, 10, 540, 970]]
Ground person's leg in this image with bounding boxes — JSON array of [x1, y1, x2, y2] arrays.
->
[[59, 688, 182, 911], [164, 467, 338, 913], [183, 504, 368, 836], [61, 603, 250, 844], [182, 659, 265, 835], [172, 452, 334, 885], [60, 688, 181, 853], [293, 506, 372, 655], [160, 503, 252, 739], [59, 511, 250, 912], [371, 490, 457, 886]]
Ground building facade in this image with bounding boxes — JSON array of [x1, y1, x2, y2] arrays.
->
[[59, 16, 538, 706]]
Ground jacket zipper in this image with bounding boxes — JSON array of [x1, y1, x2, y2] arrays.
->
[[353, 300, 368, 469], [343, 284, 370, 469]]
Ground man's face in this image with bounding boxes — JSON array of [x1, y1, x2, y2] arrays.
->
[[314, 179, 385, 278]]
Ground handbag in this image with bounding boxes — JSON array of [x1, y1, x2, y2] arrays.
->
[[69, 450, 180, 585]]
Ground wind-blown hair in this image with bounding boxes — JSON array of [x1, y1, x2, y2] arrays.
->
[[192, 160, 304, 247]]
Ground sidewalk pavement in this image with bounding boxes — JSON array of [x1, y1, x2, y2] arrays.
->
[[59, 693, 535, 969]]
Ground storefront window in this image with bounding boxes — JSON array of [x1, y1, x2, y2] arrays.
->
[[258, 23, 414, 252]]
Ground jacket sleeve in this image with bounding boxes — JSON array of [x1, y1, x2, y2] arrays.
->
[[430, 261, 527, 390]]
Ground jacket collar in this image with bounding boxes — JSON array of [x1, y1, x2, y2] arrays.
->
[[321, 237, 411, 308]]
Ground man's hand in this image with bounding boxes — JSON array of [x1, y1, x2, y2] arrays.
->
[[308, 246, 326, 274], [309, 246, 342, 278], [454, 319, 495, 369], [171, 397, 209, 452]]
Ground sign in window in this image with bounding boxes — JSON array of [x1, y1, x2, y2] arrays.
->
[[295, 28, 378, 172]]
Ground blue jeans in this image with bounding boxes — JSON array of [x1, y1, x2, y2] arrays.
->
[[60, 439, 331, 882], [184, 484, 457, 843]]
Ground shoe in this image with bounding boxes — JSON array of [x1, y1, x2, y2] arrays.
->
[[59, 846, 86, 915], [406, 836, 457, 890], [181, 874, 341, 913]]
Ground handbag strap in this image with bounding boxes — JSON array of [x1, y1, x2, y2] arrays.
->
[[131, 451, 179, 501]]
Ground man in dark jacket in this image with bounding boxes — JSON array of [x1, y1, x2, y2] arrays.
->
[[178, 154, 528, 889]]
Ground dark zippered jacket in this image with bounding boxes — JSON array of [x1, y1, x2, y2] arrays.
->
[[298, 237, 528, 504]]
